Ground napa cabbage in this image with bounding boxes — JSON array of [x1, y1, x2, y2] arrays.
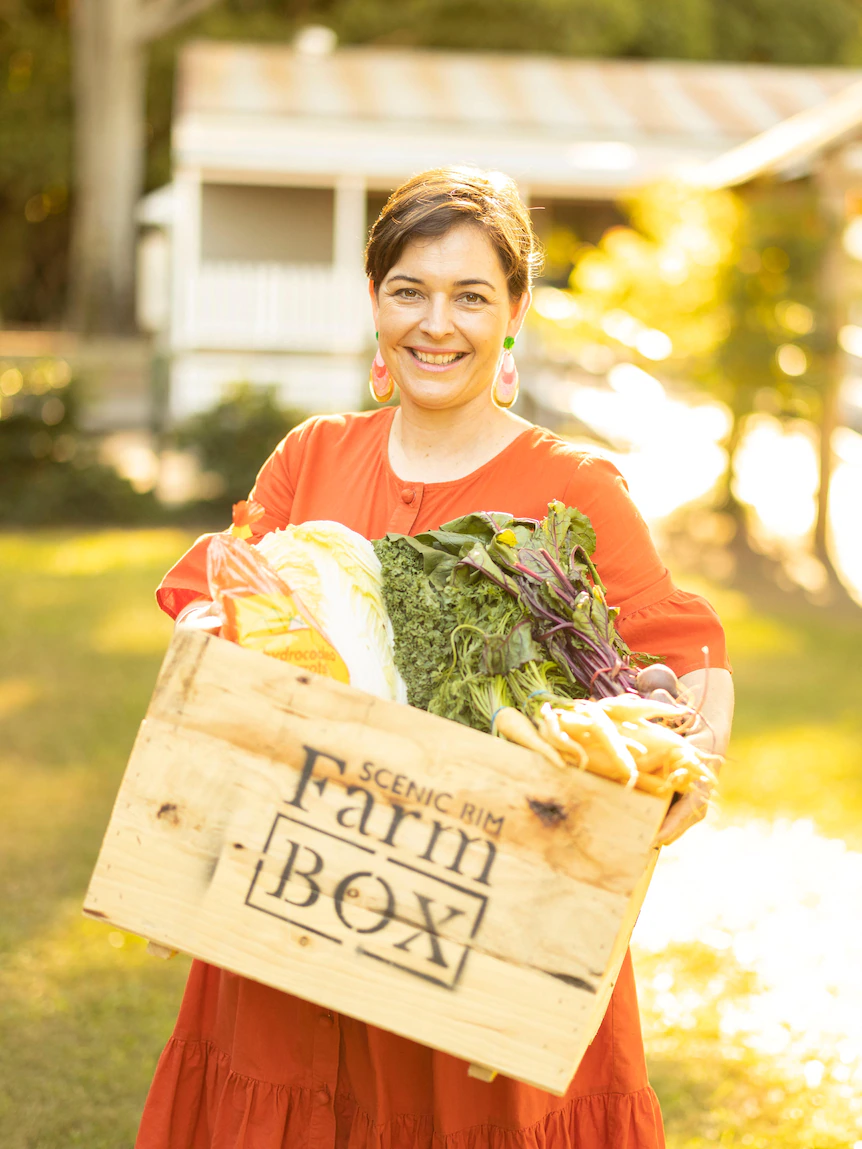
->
[[255, 521, 407, 703]]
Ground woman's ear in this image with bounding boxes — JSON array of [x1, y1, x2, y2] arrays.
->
[[507, 290, 532, 340], [368, 279, 380, 329]]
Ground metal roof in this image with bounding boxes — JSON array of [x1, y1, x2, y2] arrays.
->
[[691, 77, 862, 187], [177, 42, 860, 143]]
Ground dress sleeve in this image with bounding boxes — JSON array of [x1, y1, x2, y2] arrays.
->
[[154, 419, 311, 619], [563, 455, 730, 678]]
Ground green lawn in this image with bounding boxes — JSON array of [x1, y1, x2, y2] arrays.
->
[[1, 530, 860, 1148], [690, 579, 862, 849]]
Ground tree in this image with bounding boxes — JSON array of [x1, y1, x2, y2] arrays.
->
[[68, 0, 221, 333], [0, 0, 71, 324], [3, 0, 862, 329], [530, 176, 855, 600]]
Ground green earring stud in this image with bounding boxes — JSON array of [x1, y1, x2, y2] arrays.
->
[[503, 336, 515, 350]]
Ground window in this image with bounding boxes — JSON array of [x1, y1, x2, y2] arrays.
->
[[201, 185, 335, 263]]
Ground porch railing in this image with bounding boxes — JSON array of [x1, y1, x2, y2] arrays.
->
[[180, 262, 370, 353]]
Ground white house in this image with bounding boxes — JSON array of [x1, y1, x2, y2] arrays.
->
[[137, 35, 862, 420]]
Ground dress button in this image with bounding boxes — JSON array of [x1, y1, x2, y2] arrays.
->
[[401, 488, 415, 504], [321, 1011, 334, 1024]]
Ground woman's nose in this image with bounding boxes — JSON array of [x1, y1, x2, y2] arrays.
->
[[418, 295, 456, 339]]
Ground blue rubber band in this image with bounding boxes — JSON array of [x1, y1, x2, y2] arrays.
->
[[490, 707, 505, 733], [526, 689, 552, 701]]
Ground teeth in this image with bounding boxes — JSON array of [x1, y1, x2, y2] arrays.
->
[[413, 350, 462, 365]]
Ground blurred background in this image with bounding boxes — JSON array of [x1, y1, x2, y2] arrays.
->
[[2, 1, 862, 1146]]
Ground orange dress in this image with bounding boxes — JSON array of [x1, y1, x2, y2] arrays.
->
[[139, 408, 729, 1149]]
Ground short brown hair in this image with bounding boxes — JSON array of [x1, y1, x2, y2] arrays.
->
[[365, 167, 543, 298]]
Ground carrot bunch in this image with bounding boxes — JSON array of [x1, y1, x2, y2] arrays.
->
[[493, 662, 719, 797]]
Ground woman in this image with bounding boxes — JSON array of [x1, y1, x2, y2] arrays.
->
[[140, 167, 734, 1149]]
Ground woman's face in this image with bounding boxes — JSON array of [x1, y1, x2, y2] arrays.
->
[[370, 223, 530, 412]]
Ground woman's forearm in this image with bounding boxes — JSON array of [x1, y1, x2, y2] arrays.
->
[[678, 667, 734, 757], [653, 667, 733, 847]]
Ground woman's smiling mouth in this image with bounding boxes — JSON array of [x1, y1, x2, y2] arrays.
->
[[408, 347, 468, 368]]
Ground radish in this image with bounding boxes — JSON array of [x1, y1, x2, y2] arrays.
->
[[635, 664, 680, 697]]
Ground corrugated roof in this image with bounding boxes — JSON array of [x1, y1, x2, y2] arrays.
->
[[692, 77, 862, 187], [177, 42, 862, 144]]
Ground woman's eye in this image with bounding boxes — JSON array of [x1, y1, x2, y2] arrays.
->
[[396, 288, 419, 299], [461, 292, 487, 304]]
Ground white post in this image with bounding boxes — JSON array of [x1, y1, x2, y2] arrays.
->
[[334, 176, 368, 352], [170, 169, 202, 354], [334, 175, 367, 272]]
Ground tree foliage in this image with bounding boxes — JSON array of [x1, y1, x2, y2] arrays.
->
[[529, 175, 848, 582], [0, 357, 161, 523], [715, 182, 831, 428], [2, 0, 862, 324], [329, 0, 640, 56], [0, 0, 71, 324], [531, 177, 832, 428]]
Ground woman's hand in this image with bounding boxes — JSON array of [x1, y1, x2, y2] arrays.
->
[[653, 667, 734, 848], [653, 777, 713, 847], [175, 598, 221, 635]]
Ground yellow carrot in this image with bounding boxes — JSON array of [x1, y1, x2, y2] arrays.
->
[[634, 771, 672, 796], [535, 706, 589, 769], [494, 707, 567, 769], [554, 702, 639, 787], [618, 716, 703, 775]]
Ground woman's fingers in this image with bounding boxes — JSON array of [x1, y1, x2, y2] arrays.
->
[[652, 781, 711, 848]]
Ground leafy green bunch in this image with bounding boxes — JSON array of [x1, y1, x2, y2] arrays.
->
[[374, 501, 647, 732]]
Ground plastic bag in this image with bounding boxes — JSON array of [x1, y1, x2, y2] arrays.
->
[[207, 527, 350, 684]]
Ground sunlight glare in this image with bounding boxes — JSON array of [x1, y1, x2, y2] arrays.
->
[[776, 344, 807, 376], [842, 216, 862, 261], [635, 329, 673, 360], [532, 287, 581, 322], [732, 418, 862, 602], [733, 416, 818, 543], [838, 325, 862, 358], [569, 376, 729, 519], [607, 362, 665, 401], [634, 817, 862, 1088], [830, 428, 862, 602]]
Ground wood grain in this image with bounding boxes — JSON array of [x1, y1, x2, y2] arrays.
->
[[84, 631, 670, 1094]]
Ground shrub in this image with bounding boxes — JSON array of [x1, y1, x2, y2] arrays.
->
[[0, 360, 160, 525], [173, 383, 306, 513]]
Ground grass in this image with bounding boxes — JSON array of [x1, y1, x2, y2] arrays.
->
[[680, 578, 862, 847], [0, 531, 191, 1148], [0, 529, 860, 1147]]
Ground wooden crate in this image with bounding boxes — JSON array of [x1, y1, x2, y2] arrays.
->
[[84, 630, 669, 1095]]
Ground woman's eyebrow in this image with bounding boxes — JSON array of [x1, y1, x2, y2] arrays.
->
[[387, 274, 495, 289]]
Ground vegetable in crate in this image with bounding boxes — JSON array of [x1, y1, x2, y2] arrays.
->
[[374, 500, 640, 718], [207, 501, 405, 701], [256, 519, 406, 702], [374, 500, 719, 798], [207, 530, 350, 683]]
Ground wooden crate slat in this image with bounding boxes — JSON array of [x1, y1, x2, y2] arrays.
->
[[85, 631, 668, 1094]]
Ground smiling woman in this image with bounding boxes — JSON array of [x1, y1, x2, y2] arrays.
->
[[366, 169, 537, 479], [140, 166, 733, 1149]]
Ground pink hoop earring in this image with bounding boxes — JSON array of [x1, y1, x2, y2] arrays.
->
[[493, 336, 519, 408], [369, 336, 395, 403]]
